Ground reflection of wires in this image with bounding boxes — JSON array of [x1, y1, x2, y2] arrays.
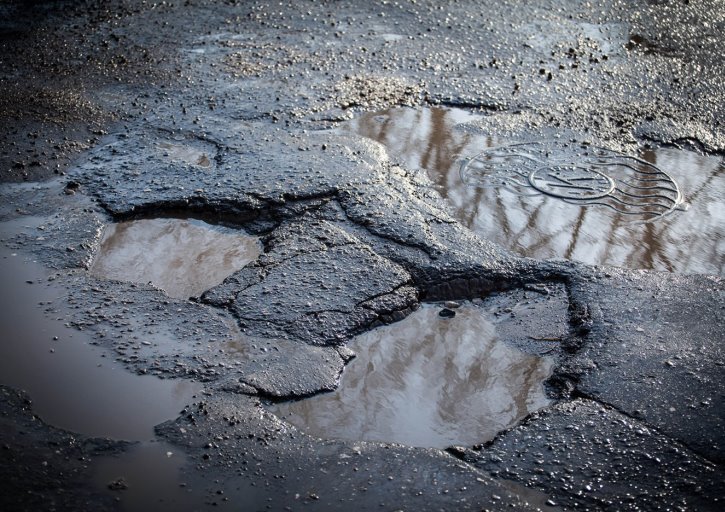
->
[[460, 142, 685, 222]]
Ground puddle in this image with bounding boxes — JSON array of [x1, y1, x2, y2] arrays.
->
[[90, 218, 261, 299], [93, 441, 205, 512], [342, 107, 724, 275], [0, 220, 200, 440], [271, 304, 553, 448]]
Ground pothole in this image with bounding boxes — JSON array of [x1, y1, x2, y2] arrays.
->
[[93, 441, 204, 512], [342, 107, 724, 275], [0, 224, 200, 441], [90, 218, 261, 299], [271, 303, 554, 448]]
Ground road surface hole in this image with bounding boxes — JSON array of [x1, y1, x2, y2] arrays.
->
[[0, 220, 200, 440], [90, 218, 261, 299], [271, 303, 554, 448], [342, 107, 724, 275]]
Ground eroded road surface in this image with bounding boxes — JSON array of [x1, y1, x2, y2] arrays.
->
[[1, 1, 723, 511]]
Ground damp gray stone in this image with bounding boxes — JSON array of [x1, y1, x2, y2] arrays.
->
[[232, 338, 345, 398], [203, 218, 418, 345]]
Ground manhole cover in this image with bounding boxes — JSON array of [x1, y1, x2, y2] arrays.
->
[[460, 142, 685, 222]]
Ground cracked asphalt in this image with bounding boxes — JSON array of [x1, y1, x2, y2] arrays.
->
[[1, 1, 723, 511]]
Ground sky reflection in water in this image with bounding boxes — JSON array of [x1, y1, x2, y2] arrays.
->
[[343, 107, 724, 275], [273, 304, 553, 448]]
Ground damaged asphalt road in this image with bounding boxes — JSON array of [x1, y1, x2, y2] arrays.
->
[[1, 0, 724, 511]]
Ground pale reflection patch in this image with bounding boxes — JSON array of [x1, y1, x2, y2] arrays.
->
[[272, 304, 553, 448], [158, 141, 213, 168], [342, 107, 724, 275], [91, 218, 261, 299]]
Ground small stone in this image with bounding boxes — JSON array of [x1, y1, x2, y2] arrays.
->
[[107, 478, 128, 491], [439, 308, 455, 318]]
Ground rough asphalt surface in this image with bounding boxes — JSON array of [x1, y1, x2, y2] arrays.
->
[[1, 0, 723, 511]]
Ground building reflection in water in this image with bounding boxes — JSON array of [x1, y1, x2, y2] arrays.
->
[[342, 107, 724, 275], [272, 304, 553, 448]]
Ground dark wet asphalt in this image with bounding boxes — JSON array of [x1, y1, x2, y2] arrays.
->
[[1, 1, 724, 511]]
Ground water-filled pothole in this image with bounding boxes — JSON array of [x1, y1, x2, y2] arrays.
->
[[93, 441, 203, 512], [0, 220, 200, 440], [271, 303, 554, 448], [343, 107, 724, 275], [90, 218, 261, 299]]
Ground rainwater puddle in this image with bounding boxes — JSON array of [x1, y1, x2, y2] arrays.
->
[[271, 304, 553, 448], [90, 218, 261, 299], [93, 441, 204, 512], [0, 219, 200, 440], [342, 107, 724, 275]]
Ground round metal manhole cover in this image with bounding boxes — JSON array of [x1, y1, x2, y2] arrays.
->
[[460, 142, 685, 222], [528, 165, 615, 200]]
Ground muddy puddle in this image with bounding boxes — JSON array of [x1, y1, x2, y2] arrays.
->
[[342, 107, 724, 275], [90, 218, 261, 299], [0, 219, 201, 440], [272, 303, 553, 448]]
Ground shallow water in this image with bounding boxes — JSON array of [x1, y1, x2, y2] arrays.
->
[[93, 441, 204, 512], [0, 219, 200, 441], [343, 107, 724, 275], [272, 304, 553, 448], [90, 218, 261, 299]]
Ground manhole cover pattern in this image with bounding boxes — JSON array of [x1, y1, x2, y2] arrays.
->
[[460, 142, 684, 221]]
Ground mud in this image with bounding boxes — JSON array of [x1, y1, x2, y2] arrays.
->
[[272, 304, 553, 448]]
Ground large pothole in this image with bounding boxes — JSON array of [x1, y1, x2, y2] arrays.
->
[[271, 302, 555, 448], [0, 219, 201, 441], [90, 217, 261, 299], [342, 107, 724, 275]]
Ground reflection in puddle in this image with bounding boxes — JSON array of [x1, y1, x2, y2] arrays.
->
[[0, 222, 200, 440], [272, 304, 553, 448], [343, 107, 724, 275], [90, 218, 261, 299]]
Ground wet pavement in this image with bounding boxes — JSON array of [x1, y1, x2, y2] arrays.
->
[[1, 1, 724, 511]]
